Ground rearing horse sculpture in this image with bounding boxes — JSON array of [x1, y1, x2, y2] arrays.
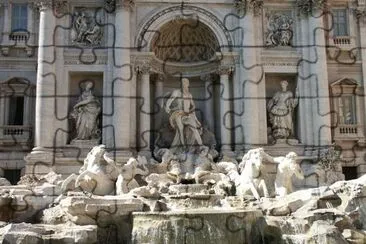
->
[[236, 148, 273, 199]]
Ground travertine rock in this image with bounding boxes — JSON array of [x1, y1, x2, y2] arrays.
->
[[0, 223, 98, 244]]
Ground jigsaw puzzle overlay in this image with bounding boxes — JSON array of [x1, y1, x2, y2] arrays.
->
[[0, 0, 366, 243]]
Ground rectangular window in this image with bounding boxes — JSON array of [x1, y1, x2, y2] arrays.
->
[[7, 96, 24, 125], [11, 4, 28, 32], [333, 9, 348, 36], [338, 96, 356, 124]]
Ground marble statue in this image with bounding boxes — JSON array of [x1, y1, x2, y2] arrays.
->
[[273, 152, 304, 197], [72, 11, 102, 46], [236, 148, 273, 199], [71, 81, 101, 141], [75, 145, 118, 195], [267, 80, 298, 140], [116, 156, 149, 195], [266, 13, 294, 46], [165, 78, 203, 152]]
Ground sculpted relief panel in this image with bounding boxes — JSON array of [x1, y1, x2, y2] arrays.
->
[[71, 8, 104, 46], [265, 11, 294, 47]]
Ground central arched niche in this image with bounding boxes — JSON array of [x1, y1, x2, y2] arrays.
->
[[151, 18, 220, 63]]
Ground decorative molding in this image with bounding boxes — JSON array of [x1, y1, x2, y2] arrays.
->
[[64, 53, 107, 65], [104, 0, 116, 12], [234, 0, 263, 16], [115, 0, 135, 11], [137, 5, 233, 52], [30, 0, 67, 12], [54, 1, 68, 15], [217, 66, 233, 76], [354, 8, 366, 23], [296, 0, 328, 16]]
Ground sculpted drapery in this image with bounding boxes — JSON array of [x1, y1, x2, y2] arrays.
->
[[267, 80, 298, 139], [71, 81, 101, 141]]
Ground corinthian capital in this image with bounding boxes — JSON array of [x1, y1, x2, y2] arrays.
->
[[234, 0, 263, 16], [355, 8, 366, 23], [116, 0, 135, 10], [30, 0, 68, 13], [296, 0, 328, 16], [135, 60, 151, 74], [217, 66, 234, 76]]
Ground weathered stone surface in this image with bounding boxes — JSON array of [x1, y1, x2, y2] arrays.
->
[[132, 210, 264, 244], [306, 220, 348, 244], [0, 223, 97, 244], [0, 178, 11, 186]]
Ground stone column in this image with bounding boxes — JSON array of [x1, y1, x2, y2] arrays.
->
[[218, 66, 232, 153], [33, 0, 56, 152], [0, 2, 10, 54], [112, 0, 134, 159], [137, 63, 151, 157], [154, 74, 164, 128], [201, 74, 214, 131], [356, 10, 366, 140], [3, 2, 10, 33], [297, 12, 313, 147], [236, 7, 263, 151], [308, 10, 331, 148]]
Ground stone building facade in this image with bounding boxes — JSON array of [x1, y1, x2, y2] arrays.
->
[[0, 0, 365, 182]]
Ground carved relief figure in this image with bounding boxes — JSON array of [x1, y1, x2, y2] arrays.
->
[[72, 11, 103, 46], [267, 80, 298, 139], [71, 81, 101, 141], [165, 78, 203, 152], [274, 152, 304, 197], [116, 156, 149, 195], [266, 13, 294, 46]]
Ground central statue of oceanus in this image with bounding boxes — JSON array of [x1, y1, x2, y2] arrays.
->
[[165, 78, 203, 152]]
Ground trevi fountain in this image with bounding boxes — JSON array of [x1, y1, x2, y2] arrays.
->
[[0, 78, 365, 244]]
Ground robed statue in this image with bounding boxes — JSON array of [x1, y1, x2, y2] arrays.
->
[[71, 81, 101, 141], [267, 80, 298, 140]]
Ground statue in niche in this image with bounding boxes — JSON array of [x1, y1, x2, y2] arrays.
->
[[267, 80, 298, 140], [266, 13, 293, 47], [71, 81, 101, 141], [165, 78, 203, 152], [72, 11, 103, 46]]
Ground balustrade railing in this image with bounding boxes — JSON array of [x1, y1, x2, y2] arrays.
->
[[0, 125, 33, 143], [330, 36, 355, 50], [334, 124, 363, 140]]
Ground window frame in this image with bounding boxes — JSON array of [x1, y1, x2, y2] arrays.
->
[[332, 8, 349, 37], [10, 3, 28, 32]]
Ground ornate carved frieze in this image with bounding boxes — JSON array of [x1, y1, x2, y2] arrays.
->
[[71, 9, 103, 46], [296, 0, 328, 16], [234, 0, 263, 16], [265, 12, 294, 47]]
